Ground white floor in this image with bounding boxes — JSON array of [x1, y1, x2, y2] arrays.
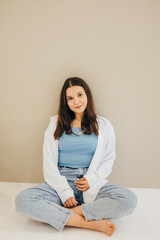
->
[[0, 182, 160, 240]]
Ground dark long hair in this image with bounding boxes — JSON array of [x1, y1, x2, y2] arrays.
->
[[54, 77, 99, 139]]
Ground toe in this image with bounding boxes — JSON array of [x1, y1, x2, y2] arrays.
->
[[108, 231, 113, 237], [112, 223, 116, 230]]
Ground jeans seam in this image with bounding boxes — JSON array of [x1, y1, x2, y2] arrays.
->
[[44, 199, 72, 231], [58, 211, 72, 231]]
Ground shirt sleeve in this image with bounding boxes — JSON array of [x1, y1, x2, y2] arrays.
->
[[83, 123, 116, 187], [43, 118, 75, 204]]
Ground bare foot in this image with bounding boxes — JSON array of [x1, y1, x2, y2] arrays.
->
[[65, 206, 116, 237], [91, 219, 116, 237]]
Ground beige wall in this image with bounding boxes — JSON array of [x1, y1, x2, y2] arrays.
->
[[0, 0, 160, 188]]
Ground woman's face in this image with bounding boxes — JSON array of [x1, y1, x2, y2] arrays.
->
[[66, 86, 88, 117]]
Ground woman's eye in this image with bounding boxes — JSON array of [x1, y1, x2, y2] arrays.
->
[[67, 94, 82, 100]]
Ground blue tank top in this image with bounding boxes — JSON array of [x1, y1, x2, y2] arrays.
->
[[58, 127, 98, 168]]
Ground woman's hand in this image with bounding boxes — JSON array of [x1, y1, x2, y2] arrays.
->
[[75, 177, 90, 191], [64, 197, 78, 208]]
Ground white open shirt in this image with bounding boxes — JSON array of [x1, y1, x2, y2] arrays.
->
[[43, 114, 116, 204]]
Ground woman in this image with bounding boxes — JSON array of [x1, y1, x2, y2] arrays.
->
[[15, 77, 137, 237]]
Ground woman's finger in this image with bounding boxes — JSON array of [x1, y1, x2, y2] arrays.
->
[[68, 198, 74, 207], [71, 198, 78, 206], [76, 181, 89, 188], [65, 200, 70, 208], [77, 186, 87, 191], [76, 181, 86, 185], [75, 180, 87, 185]]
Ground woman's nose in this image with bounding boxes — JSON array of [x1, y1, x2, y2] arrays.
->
[[74, 97, 79, 105]]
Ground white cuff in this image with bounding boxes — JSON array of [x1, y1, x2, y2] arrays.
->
[[83, 173, 97, 187], [58, 188, 75, 204]]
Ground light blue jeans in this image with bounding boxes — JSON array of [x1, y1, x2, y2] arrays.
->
[[15, 166, 137, 231]]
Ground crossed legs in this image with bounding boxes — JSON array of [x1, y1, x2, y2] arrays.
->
[[65, 205, 116, 237], [65, 182, 137, 237]]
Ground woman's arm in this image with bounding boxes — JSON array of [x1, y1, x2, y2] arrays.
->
[[43, 117, 75, 204], [83, 123, 116, 187]]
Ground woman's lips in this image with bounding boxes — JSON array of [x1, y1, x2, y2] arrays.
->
[[75, 105, 82, 108]]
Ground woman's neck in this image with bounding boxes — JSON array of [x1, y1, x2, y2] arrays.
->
[[71, 119, 82, 128]]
